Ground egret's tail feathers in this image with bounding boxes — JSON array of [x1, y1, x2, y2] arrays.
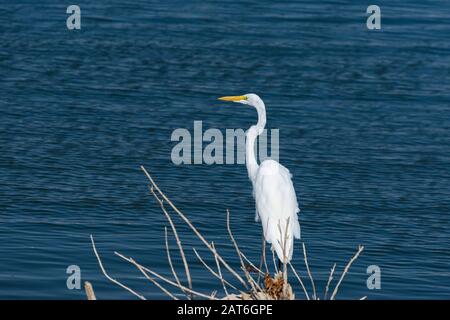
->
[[293, 216, 301, 240], [255, 209, 260, 222]]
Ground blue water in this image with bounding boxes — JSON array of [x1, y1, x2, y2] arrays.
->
[[1, 1, 450, 299]]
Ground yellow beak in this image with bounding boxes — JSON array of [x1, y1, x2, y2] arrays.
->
[[218, 95, 247, 102]]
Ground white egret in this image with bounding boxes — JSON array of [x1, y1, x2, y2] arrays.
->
[[218, 94, 301, 263]]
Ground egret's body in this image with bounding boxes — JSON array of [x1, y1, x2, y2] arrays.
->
[[219, 94, 301, 263]]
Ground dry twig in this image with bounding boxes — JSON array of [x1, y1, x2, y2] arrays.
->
[[90, 235, 146, 300], [115, 251, 218, 300], [226, 209, 261, 295], [84, 281, 96, 300], [164, 227, 189, 298], [324, 263, 336, 300], [148, 186, 192, 293], [192, 248, 238, 290], [302, 242, 317, 300], [211, 242, 228, 297], [330, 245, 364, 300], [142, 166, 247, 288]]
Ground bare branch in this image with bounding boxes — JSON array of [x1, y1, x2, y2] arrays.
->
[[164, 227, 190, 298], [134, 260, 179, 300], [284, 220, 289, 277], [148, 186, 192, 293], [211, 242, 228, 297], [226, 209, 260, 293], [84, 281, 96, 300], [141, 166, 247, 288], [90, 235, 146, 300], [283, 218, 290, 280], [192, 248, 238, 290], [302, 242, 317, 300], [115, 251, 218, 300], [239, 251, 265, 276], [271, 246, 278, 274], [288, 262, 310, 300], [324, 263, 336, 300], [330, 245, 364, 300]]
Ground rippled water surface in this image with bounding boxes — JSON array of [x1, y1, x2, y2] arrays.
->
[[1, 1, 450, 299]]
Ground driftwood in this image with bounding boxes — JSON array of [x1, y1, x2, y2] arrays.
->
[[84, 281, 96, 300], [89, 165, 365, 300]]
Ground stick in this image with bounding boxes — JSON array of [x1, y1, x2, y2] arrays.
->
[[302, 242, 317, 300], [192, 248, 238, 290], [288, 262, 310, 300], [323, 263, 336, 300], [282, 218, 290, 298], [271, 246, 278, 274], [226, 209, 260, 293], [90, 235, 146, 300], [115, 251, 218, 300], [165, 227, 190, 298], [84, 281, 96, 300], [239, 251, 265, 275], [330, 245, 364, 300], [149, 186, 192, 293], [141, 166, 247, 288], [134, 261, 179, 300], [212, 242, 229, 297]]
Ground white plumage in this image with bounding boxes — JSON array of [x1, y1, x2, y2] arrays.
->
[[253, 159, 301, 262], [218, 93, 301, 263]]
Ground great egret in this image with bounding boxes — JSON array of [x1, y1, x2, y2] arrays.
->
[[218, 94, 301, 263]]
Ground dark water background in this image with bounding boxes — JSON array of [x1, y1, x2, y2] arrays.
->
[[1, 1, 450, 299]]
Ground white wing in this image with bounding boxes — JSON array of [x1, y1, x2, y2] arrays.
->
[[253, 160, 300, 263]]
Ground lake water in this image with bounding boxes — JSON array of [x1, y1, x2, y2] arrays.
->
[[1, 1, 450, 299]]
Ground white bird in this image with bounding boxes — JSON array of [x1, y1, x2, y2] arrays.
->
[[218, 94, 301, 263]]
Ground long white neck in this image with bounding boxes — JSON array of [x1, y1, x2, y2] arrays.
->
[[246, 99, 266, 182]]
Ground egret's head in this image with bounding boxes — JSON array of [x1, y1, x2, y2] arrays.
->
[[218, 93, 261, 106], [218, 93, 266, 132]]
